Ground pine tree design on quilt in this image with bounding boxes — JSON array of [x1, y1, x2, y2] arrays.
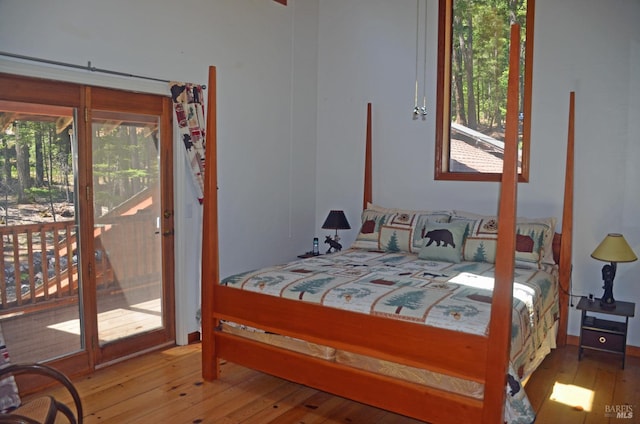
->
[[462, 223, 471, 242], [221, 270, 255, 286], [378, 254, 406, 264], [473, 241, 488, 262], [384, 290, 425, 314], [534, 277, 552, 298], [386, 231, 400, 252], [290, 277, 334, 300], [455, 262, 481, 273], [377, 215, 387, 231], [511, 322, 520, 341]]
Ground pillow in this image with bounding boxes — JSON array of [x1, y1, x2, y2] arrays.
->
[[352, 205, 401, 251], [418, 221, 470, 263], [452, 211, 557, 265], [410, 211, 453, 251], [379, 225, 413, 252], [352, 204, 451, 253]]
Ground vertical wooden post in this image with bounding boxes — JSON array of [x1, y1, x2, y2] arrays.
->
[[363, 103, 372, 210], [557, 92, 575, 347], [201, 66, 219, 380], [482, 23, 520, 423]]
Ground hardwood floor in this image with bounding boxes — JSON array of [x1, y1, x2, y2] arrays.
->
[[35, 343, 638, 424], [526, 345, 639, 423]]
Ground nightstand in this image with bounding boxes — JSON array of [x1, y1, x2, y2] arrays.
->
[[576, 296, 635, 368], [297, 252, 321, 259]]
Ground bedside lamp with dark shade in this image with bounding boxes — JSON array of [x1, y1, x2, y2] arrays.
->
[[591, 233, 637, 309], [321, 210, 350, 253]]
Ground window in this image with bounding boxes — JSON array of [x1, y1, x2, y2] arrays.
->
[[435, 0, 534, 182]]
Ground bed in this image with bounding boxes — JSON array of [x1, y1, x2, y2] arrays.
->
[[200, 25, 574, 423]]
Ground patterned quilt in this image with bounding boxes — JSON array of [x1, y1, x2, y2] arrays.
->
[[221, 248, 559, 424]]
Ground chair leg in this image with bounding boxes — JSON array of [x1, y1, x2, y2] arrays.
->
[[55, 401, 77, 424]]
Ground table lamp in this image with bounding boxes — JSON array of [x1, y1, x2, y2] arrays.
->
[[590, 233, 637, 309], [321, 210, 350, 253]]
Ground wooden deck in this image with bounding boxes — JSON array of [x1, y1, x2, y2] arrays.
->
[[0, 291, 162, 363]]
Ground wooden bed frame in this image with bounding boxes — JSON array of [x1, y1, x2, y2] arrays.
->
[[201, 25, 574, 423]]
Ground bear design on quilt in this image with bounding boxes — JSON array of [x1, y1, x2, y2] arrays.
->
[[424, 229, 455, 248]]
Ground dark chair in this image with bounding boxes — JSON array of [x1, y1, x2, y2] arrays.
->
[[0, 364, 82, 424]]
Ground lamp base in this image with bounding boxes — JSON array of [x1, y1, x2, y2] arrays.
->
[[600, 263, 616, 310], [599, 298, 617, 310], [324, 234, 343, 254]]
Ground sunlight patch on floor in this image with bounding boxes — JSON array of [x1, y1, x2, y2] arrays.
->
[[130, 299, 162, 313], [550, 382, 594, 412], [47, 318, 81, 335], [47, 299, 162, 341]]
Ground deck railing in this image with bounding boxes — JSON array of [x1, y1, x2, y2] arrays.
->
[[0, 220, 116, 313], [93, 211, 161, 288], [0, 220, 78, 310], [0, 211, 159, 314]]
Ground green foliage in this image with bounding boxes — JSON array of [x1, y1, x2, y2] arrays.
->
[[23, 187, 67, 202], [1, 113, 160, 215], [451, 0, 528, 130]]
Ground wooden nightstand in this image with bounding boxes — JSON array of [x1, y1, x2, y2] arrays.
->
[[297, 252, 321, 259], [576, 296, 635, 369]]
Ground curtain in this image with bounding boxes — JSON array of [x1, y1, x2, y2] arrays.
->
[[170, 82, 206, 203]]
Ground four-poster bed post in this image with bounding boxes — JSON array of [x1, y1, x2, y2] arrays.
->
[[557, 91, 575, 347], [202, 65, 219, 381], [481, 24, 521, 421], [363, 102, 372, 211]]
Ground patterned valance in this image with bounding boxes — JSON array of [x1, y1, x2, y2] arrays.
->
[[170, 82, 206, 203]]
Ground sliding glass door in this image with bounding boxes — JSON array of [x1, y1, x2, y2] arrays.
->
[[0, 74, 175, 372], [0, 99, 83, 363], [88, 87, 175, 365]]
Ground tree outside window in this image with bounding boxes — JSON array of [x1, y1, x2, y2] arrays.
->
[[435, 0, 534, 182]]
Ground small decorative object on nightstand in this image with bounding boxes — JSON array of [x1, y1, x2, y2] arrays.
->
[[590, 233, 637, 309], [321, 210, 350, 253], [298, 237, 321, 259], [576, 296, 635, 368]]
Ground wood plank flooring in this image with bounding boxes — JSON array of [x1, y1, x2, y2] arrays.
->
[[34, 343, 638, 423]]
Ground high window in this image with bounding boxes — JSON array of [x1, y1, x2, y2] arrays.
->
[[435, 0, 534, 182]]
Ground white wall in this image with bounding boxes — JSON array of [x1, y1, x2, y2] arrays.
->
[[315, 0, 640, 347], [2, 0, 639, 349], [0, 0, 319, 343]]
